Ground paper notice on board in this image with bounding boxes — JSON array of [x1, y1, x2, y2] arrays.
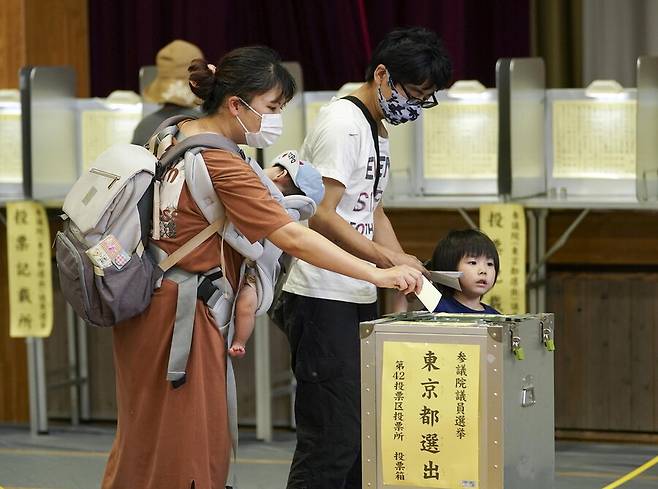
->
[[7, 201, 53, 338], [423, 102, 498, 180], [0, 111, 23, 182], [81, 110, 142, 170], [552, 100, 636, 179], [479, 203, 526, 314], [381, 341, 480, 487]]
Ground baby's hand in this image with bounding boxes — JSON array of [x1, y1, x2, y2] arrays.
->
[[228, 344, 246, 358]]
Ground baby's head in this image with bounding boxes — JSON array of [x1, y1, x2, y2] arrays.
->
[[265, 151, 325, 205], [430, 229, 500, 298]]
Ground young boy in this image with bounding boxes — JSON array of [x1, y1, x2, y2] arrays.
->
[[229, 151, 324, 357], [430, 229, 501, 314]]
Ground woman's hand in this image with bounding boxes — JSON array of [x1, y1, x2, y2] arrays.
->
[[371, 265, 423, 295], [269, 223, 424, 291]]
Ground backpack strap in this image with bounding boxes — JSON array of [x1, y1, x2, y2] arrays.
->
[[151, 115, 195, 142], [342, 95, 382, 199], [158, 218, 224, 272], [159, 132, 243, 169]]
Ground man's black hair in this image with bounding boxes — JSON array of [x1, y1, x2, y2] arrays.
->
[[430, 229, 500, 296], [365, 26, 452, 89]]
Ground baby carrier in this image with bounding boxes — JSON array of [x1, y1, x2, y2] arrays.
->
[[231, 166, 317, 317]]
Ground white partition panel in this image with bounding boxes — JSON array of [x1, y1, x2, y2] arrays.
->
[[546, 88, 636, 197], [414, 89, 499, 196], [21, 66, 77, 201], [506, 58, 546, 198], [637, 56, 658, 201], [77, 97, 142, 173]]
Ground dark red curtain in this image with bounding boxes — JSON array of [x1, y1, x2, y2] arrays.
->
[[89, 0, 529, 97]]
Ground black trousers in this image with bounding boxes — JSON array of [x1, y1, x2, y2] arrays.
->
[[281, 292, 378, 489]]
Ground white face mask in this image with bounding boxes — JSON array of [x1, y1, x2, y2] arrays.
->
[[235, 98, 283, 148]]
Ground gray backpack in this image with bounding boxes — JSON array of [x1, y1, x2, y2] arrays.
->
[[55, 118, 242, 327]]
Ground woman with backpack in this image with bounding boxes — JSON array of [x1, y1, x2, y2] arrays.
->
[[100, 45, 423, 489]]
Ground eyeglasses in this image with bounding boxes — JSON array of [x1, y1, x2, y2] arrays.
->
[[398, 82, 439, 108]]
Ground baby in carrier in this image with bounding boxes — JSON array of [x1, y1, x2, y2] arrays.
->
[[229, 151, 324, 357]]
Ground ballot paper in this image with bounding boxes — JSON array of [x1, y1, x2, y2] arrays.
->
[[429, 270, 463, 291], [415, 276, 442, 312]]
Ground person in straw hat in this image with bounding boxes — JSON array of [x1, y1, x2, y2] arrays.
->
[[132, 39, 203, 145]]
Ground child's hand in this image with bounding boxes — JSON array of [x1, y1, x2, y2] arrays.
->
[[228, 344, 246, 358]]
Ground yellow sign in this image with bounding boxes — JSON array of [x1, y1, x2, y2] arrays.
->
[[7, 201, 53, 337], [479, 203, 526, 314], [381, 341, 480, 488]]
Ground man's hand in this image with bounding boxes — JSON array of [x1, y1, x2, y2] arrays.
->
[[374, 243, 429, 276]]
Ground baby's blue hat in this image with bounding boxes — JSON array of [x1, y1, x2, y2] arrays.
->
[[271, 150, 325, 205]]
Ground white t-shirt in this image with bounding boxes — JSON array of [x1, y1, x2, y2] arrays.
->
[[283, 97, 390, 304]]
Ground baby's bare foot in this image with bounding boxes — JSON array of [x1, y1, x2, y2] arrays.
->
[[228, 344, 246, 358]]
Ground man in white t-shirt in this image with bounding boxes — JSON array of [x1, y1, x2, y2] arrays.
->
[[280, 27, 452, 489]]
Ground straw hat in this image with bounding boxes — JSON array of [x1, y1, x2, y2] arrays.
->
[[144, 39, 203, 107]]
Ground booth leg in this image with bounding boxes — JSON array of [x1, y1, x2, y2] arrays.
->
[[27, 337, 48, 435], [255, 315, 272, 442]]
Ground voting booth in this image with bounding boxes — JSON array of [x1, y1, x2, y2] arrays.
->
[[545, 82, 636, 198], [361, 312, 555, 489], [411, 83, 499, 197]]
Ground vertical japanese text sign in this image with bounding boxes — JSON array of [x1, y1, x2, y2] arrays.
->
[[381, 341, 480, 488], [479, 203, 526, 314], [7, 201, 53, 337]]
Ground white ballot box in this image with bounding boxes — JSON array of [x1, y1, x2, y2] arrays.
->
[[360, 312, 555, 489]]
